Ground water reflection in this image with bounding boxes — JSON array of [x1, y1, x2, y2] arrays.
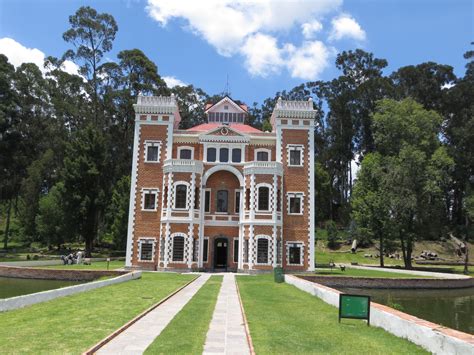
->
[[0, 276, 84, 299], [338, 287, 474, 334]]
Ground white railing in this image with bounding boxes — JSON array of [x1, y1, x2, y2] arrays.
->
[[163, 159, 203, 173], [136, 95, 176, 107], [275, 97, 313, 111], [243, 161, 283, 175]]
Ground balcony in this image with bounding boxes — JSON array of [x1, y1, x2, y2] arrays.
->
[[163, 159, 204, 174], [243, 161, 283, 176]]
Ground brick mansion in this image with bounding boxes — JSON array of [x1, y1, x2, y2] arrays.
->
[[125, 95, 316, 272]]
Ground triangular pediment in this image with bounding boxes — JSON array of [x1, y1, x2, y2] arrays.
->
[[205, 96, 248, 114], [199, 125, 250, 143]]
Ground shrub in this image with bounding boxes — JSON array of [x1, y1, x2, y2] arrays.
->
[[326, 220, 338, 249]]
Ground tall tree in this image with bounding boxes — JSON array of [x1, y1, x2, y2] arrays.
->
[[63, 6, 118, 123]]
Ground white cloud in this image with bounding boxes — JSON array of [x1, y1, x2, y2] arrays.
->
[[163, 75, 187, 87], [285, 41, 333, 80], [241, 33, 283, 77], [146, 1, 368, 80], [301, 20, 323, 39], [329, 14, 366, 42], [0, 37, 80, 76]]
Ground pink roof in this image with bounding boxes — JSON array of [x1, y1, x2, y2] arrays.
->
[[186, 123, 262, 133]]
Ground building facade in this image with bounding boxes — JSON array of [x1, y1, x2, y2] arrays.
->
[[125, 95, 316, 272]]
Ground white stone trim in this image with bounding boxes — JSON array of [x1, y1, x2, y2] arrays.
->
[[286, 191, 304, 215], [144, 140, 162, 163], [287, 144, 304, 167], [177, 145, 194, 160], [125, 122, 141, 267], [308, 126, 315, 271], [202, 165, 245, 186], [286, 241, 304, 266], [173, 181, 190, 210], [138, 237, 157, 262], [254, 148, 271, 161], [203, 143, 246, 163], [141, 188, 159, 212]]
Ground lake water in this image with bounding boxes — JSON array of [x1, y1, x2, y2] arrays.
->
[[338, 286, 474, 334], [0, 277, 84, 299]]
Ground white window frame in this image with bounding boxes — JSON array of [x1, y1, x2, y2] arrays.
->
[[204, 188, 211, 213], [254, 148, 271, 162], [141, 188, 159, 212], [177, 146, 194, 160], [138, 237, 156, 262], [287, 192, 304, 215], [171, 233, 186, 263], [286, 241, 304, 266], [203, 237, 209, 263], [255, 235, 271, 265], [287, 144, 304, 167], [256, 183, 272, 213], [144, 140, 162, 163], [173, 181, 190, 210]]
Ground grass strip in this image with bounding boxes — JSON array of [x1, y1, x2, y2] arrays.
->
[[39, 260, 125, 270], [144, 275, 223, 355], [237, 275, 428, 355], [313, 268, 433, 278], [0, 272, 195, 354]]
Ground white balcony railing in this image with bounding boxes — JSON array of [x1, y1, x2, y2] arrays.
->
[[243, 161, 283, 175], [163, 159, 204, 173]]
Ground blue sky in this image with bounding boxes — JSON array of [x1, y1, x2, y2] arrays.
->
[[0, 0, 472, 105]]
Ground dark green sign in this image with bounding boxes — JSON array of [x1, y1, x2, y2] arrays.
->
[[339, 294, 370, 325]]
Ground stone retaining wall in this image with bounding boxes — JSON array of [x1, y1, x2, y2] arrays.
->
[[0, 265, 128, 281], [0, 271, 141, 312], [299, 275, 474, 289], [285, 274, 474, 355]]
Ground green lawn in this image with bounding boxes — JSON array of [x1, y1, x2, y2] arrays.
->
[[145, 276, 223, 354], [0, 272, 195, 354], [313, 268, 432, 278], [237, 275, 428, 354], [315, 250, 404, 266], [39, 260, 125, 270]]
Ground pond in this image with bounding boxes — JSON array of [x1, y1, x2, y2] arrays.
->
[[338, 286, 474, 334], [0, 277, 84, 299]]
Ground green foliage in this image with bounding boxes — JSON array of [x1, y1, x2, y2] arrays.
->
[[104, 175, 130, 250], [326, 220, 338, 249], [261, 119, 272, 132]]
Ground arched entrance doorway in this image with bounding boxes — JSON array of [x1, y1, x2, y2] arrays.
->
[[214, 237, 228, 270]]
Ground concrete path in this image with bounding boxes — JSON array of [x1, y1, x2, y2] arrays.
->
[[203, 274, 251, 355], [97, 274, 211, 355]]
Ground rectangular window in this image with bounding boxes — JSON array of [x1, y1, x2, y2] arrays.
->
[[145, 141, 161, 162], [193, 188, 199, 210], [256, 151, 269, 161], [235, 190, 241, 213], [289, 195, 302, 214], [246, 189, 250, 210], [204, 190, 211, 213], [244, 239, 249, 263], [289, 148, 302, 166], [277, 189, 281, 212], [207, 147, 217, 162], [217, 190, 228, 213], [232, 148, 241, 163], [233, 239, 239, 263], [139, 240, 154, 261], [203, 238, 209, 262], [289, 243, 302, 265], [159, 238, 165, 261], [175, 185, 187, 209], [142, 190, 157, 211], [257, 238, 269, 264], [258, 186, 270, 211], [179, 148, 192, 159], [172, 236, 185, 262], [220, 148, 229, 162]]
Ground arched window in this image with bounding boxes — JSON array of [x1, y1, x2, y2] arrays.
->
[[220, 148, 229, 162], [257, 238, 269, 264], [216, 190, 228, 213], [179, 147, 193, 159], [257, 186, 270, 211], [255, 148, 271, 162], [172, 235, 185, 262], [175, 184, 187, 209], [207, 147, 217, 162]]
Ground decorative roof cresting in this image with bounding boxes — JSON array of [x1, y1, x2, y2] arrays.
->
[[134, 94, 179, 115]]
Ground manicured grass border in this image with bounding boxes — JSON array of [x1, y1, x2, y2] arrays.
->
[[144, 276, 223, 355], [85, 274, 199, 354], [237, 275, 428, 354]]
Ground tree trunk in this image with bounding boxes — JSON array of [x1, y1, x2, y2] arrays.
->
[[464, 214, 470, 275], [405, 237, 413, 269], [400, 231, 407, 268], [3, 199, 12, 250]]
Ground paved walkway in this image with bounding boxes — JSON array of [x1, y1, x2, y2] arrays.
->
[[97, 274, 211, 355], [203, 274, 251, 355]]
